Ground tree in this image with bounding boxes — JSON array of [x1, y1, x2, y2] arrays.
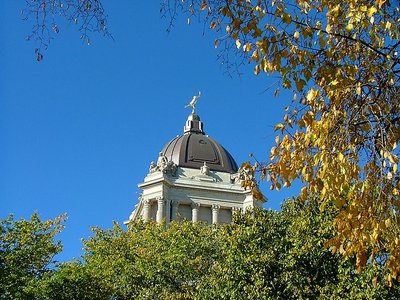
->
[[46, 221, 219, 299], [20, 0, 111, 60], [0, 213, 65, 299], [161, 0, 400, 282], [37, 261, 112, 300], [18, 0, 400, 284], [199, 200, 400, 299], [36, 200, 400, 299]]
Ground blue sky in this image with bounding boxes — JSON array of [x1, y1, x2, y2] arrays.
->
[[1, 1, 299, 261]]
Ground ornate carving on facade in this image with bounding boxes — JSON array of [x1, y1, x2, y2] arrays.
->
[[212, 204, 220, 211], [191, 202, 200, 209], [126, 112, 265, 226], [232, 206, 242, 212], [148, 152, 177, 176], [191, 162, 218, 182], [149, 161, 157, 173], [200, 162, 210, 175]]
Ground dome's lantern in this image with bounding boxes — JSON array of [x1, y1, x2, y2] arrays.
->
[[161, 113, 238, 173], [184, 113, 204, 134]]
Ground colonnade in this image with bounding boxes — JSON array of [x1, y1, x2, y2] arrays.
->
[[141, 197, 241, 224]]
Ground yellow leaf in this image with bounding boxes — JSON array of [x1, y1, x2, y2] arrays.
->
[[326, 24, 332, 33], [338, 152, 344, 161], [236, 39, 241, 49], [346, 23, 354, 31], [356, 83, 362, 95], [294, 31, 300, 39], [251, 50, 259, 61], [331, 79, 339, 85], [306, 89, 316, 102], [274, 123, 285, 131], [201, 1, 207, 10], [300, 186, 307, 200], [243, 43, 252, 52], [282, 13, 292, 24], [367, 6, 377, 17], [377, 0, 386, 8]]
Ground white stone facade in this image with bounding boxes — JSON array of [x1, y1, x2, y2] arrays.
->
[[127, 164, 262, 225], [126, 112, 263, 225]]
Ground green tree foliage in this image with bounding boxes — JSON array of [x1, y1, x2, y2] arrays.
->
[[32, 200, 400, 299], [37, 261, 111, 300], [200, 201, 400, 299], [0, 213, 65, 299], [38, 221, 219, 299], [162, 0, 400, 281]]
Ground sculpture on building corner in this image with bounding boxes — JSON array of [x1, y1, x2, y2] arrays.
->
[[149, 152, 177, 176]]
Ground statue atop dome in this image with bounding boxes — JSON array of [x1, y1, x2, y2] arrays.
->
[[184, 91, 201, 113]]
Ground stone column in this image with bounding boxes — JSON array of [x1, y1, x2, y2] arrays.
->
[[143, 198, 150, 222], [191, 203, 200, 223], [212, 204, 220, 224], [171, 201, 179, 221], [156, 196, 165, 223], [165, 199, 171, 226]]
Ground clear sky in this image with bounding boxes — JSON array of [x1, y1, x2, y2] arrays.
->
[[1, 1, 299, 261]]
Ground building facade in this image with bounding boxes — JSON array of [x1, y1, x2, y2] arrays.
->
[[127, 112, 262, 225]]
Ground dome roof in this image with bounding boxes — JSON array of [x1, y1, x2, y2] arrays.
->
[[160, 113, 238, 173]]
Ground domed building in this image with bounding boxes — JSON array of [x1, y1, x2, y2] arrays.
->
[[127, 111, 262, 225]]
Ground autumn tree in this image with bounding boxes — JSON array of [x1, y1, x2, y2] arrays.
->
[[161, 0, 400, 282]]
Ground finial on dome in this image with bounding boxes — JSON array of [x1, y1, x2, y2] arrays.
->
[[184, 91, 201, 114], [184, 112, 204, 134]]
